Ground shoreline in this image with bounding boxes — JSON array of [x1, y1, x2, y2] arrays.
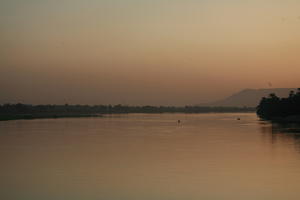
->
[[259, 115, 300, 123], [0, 111, 255, 122], [0, 114, 103, 122], [271, 115, 300, 123]]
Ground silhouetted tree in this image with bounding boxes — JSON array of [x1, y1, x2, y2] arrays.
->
[[257, 89, 300, 120]]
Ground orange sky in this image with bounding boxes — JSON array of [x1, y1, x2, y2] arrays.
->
[[1, 0, 300, 105]]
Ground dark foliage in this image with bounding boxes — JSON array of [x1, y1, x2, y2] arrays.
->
[[257, 88, 300, 120], [0, 104, 255, 114], [0, 103, 255, 121]]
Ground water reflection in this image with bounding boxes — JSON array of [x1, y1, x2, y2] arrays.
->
[[1, 114, 300, 200], [272, 123, 300, 134], [264, 121, 300, 153]]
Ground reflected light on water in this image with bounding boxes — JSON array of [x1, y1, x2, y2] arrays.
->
[[0, 113, 300, 200]]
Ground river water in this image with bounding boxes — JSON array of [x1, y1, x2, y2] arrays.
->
[[1, 113, 300, 200]]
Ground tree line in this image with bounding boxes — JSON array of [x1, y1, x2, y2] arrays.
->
[[257, 88, 300, 120], [0, 104, 255, 115]]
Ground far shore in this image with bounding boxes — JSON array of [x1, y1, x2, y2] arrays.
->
[[0, 114, 102, 122], [0, 111, 256, 122], [0, 104, 256, 121]]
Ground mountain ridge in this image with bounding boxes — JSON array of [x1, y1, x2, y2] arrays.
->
[[201, 88, 297, 107]]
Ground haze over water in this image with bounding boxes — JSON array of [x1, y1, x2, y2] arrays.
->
[[1, 113, 300, 200]]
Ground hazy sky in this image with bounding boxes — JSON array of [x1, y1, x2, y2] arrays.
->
[[1, 0, 300, 105]]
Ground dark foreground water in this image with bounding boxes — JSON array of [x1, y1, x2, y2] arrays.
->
[[1, 113, 300, 200]]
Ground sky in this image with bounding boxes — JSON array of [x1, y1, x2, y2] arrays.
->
[[1, 0, 300, 105]]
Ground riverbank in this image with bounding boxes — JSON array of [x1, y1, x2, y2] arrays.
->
[[269, 115, 300, 123], [0, 114, 102, 121], [0, 104, 256, 121]]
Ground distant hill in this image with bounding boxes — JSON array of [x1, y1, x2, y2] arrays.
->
[[203, 88, 297, 107]]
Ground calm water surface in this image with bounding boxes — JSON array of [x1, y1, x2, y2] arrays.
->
[[1, 113, 300, 200]]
